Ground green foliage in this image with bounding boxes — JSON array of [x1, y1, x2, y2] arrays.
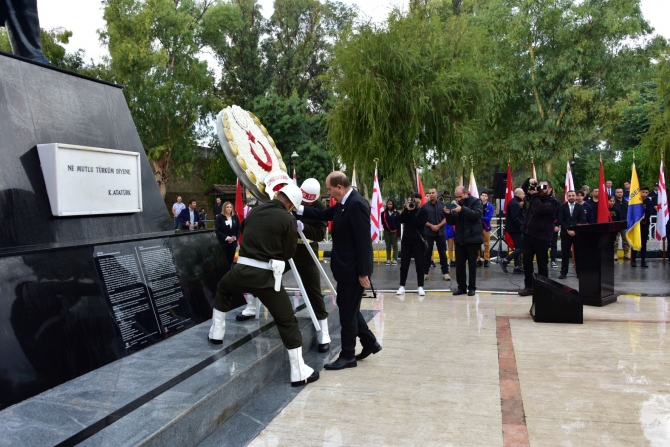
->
[[102, 0, 222, 198], [265, 0, 356, 108], [202, 0, 270, 109], [251, 92, 333, 187], [640, 56, 670, 175], [326, 6, 494, 191], [0, 28, 10, 52], [477, 0, 653, 170]]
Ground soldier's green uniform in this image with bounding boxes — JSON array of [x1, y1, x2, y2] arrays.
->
[[292, 199, 328, 320], [214, 199, 301, 349]]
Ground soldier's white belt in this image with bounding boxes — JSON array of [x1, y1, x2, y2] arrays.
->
[[237, 256, 285, 292]]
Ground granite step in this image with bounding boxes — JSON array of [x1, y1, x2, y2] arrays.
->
[[0, 295, 340, 447]]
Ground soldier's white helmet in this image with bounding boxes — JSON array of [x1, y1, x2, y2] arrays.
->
[[300, 178, 320, 203], [278, 183, 303, 210]]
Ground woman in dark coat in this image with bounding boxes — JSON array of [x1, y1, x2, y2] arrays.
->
[[215, 201, 240, 268]]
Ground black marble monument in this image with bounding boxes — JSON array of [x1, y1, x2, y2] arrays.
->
[[0, 51, 241, 411]]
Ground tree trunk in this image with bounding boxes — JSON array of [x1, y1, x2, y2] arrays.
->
[[151, 152, 171, 199]]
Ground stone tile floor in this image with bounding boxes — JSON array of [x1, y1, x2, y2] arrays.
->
[[248, 292, 670, 447]]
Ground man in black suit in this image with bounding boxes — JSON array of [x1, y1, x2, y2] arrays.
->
[[177, 199, 203, 230], [298, 172, 381, 370], [558, 190, 586, 279]]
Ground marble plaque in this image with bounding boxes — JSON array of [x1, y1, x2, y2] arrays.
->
[[37, 143, 143, 216], [94, 240, 194, 353]]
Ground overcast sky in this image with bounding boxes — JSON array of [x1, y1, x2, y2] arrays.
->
[[38, 0, 670, 64]]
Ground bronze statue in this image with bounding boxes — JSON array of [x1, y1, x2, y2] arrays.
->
[[1, 0, 49, 64]]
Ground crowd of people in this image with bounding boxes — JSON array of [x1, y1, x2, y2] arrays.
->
[[379, 178, 665, 297]]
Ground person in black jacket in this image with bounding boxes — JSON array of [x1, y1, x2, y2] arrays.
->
[[299, 172, 380, 370], [632, 186, 654, 268], [215, 201, 240, 268], [576, 191, 594, 223], [382, 200, 401, 265], [444, 186, 484, 296], [557, 190, 586, 279], [500, 188, 525, 273], [396, 193, 429, 296], [518, 179, 559, 296]]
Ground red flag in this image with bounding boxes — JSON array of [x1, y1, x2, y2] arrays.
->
[[504, 163, 515, 249], [235, 178, 245, 245], [417, 168, 426, 205], [328, 195, 336, 232], [597, 159, 610, 223]]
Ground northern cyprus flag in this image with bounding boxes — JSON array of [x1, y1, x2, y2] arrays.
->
[[370, 168, 383, 241], [657, 159, 668, 241]]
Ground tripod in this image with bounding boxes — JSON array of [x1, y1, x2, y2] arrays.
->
[[489, 200, 507, 264]]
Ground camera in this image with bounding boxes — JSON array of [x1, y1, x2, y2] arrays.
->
[[407, 200, 417, 209]]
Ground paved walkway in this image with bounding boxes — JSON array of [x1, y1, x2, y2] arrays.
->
[[248, 292, 670, 446]]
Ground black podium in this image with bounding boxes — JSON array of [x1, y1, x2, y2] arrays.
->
[[570, 221, 627, 306]]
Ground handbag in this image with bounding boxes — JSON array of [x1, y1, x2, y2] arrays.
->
[[414, 227, 429, 251]]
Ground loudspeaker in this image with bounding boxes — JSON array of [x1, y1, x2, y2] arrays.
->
[[530, 274, 583, 324], [492, 172, 507, 199]]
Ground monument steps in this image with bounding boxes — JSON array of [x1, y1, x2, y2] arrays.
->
[[0, 299, 361, 447]]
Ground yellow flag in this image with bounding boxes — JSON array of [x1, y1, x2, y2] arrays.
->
[[626, 162, 643, 250]]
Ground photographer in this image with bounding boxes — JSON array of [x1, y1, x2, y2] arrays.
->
[[423, 188, 451, 281], [518, 179, 559, 296], [397, 193, 429, 296], [444, 186, 483, 296]]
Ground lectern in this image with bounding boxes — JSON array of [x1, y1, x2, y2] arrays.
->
[[570, 221, 627, 306]]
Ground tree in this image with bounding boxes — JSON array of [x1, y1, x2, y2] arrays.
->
[[202, 0, 271, 109], [640, 56, 670, 176], [478, 0, 653, 173], [0, 27, 109, 78], [101, 0, 221, 198], [325, 5, 494, 190], [265, 0, 355, 108], [251, 92, 333, 186]]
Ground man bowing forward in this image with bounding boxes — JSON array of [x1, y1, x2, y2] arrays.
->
[[298, 172, 382, 370]]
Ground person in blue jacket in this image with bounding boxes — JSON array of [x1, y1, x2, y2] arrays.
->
[[177, 199, 203, 230], [477, 192, 495, 267]]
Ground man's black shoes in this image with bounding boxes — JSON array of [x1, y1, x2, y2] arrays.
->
[[500, 259, 509, 273], [484, 261, 490, 268], [513, 267, 524, 274], [452, 289, 467, 296], [641, 263, 649, 268], [467, 289, 476, 296], [518, 288, 533, 296], [236, 314, 254, 321], [449, 261, 456, 267], [324, 356, 357, 370], [291, 370, 320, 387], [476, 259, 483, 267], [318, 343, 330, 353], [558, 273, 567, 279], [355, 342, 382, 360]]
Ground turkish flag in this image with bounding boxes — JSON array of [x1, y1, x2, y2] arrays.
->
[[597, 160, 610, 223], [417, 169, 426, 205]]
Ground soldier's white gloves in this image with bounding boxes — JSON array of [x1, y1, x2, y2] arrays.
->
[[296, 220, 305, 232]]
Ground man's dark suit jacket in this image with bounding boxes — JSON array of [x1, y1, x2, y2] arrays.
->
[[301, 189, 373, 284], [558, 202, 586, 236], [177, 207, 203, 230]]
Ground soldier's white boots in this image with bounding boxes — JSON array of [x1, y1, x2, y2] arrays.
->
[[287, 347, 319, 387], [317, 319, 331, 344], [208, 309, 226, 344], [241, 298, 256, 316]]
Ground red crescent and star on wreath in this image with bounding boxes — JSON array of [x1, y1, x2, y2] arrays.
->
[[246, 130, 273, 172]]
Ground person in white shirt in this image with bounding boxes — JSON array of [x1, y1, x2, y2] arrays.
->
[[172, 196, 185, 229]]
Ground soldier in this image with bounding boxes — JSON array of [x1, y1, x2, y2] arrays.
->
[[293, 178, 331, 353], [208, 184, 319, 387]]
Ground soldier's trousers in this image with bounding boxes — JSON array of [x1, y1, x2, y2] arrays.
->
[[293, 263, 329, 321], [214, 271, 302, 350]]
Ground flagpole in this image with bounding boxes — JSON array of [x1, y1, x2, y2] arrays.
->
[[374, 158, 381, 266]]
